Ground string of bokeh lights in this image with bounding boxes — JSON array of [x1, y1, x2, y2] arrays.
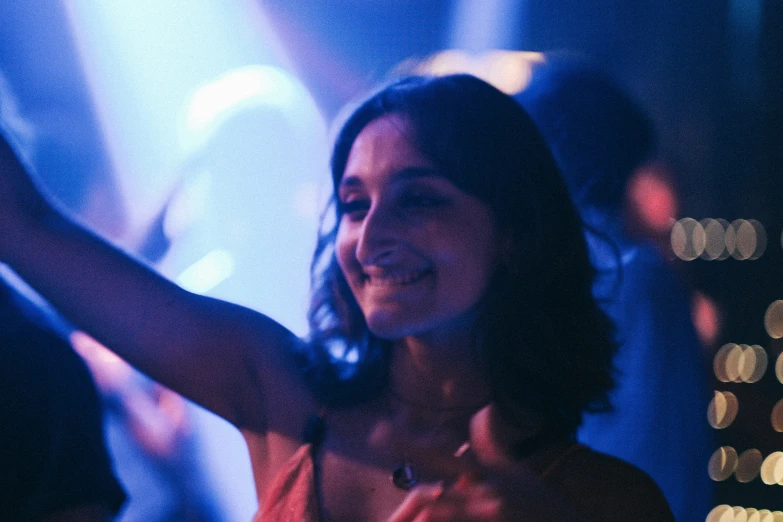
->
[[706, 299, 783, 521], [671, 218, 768, 261], [706, 505, 783, 522]]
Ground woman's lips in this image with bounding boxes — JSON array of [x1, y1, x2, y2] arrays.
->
[[362, 268, 431, 287]]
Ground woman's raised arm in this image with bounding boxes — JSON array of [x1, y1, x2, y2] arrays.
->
[[0, 129, 304, 430]]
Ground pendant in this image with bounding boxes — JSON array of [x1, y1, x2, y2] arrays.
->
[[392, 461, 419, 490]]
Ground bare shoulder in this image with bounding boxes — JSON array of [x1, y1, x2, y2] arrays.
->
[[229, 306, 318, 435], [544, 445, 675, 522]]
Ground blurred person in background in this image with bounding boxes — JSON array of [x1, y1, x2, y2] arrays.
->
[[71, 331, 227, 522], [0, 73, 125, 522], [0, 69, 226, 522], [517, 53, 715, 522], [0, 275, 126, 522]]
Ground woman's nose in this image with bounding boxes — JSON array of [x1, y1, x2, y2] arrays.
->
[[355, 205, 400, 266]]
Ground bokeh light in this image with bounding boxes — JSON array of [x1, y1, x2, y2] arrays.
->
[[709, 391, 739, 429], [706, 506, 783, 522], [749, 220, 767, 260], [725, 344, 745, 382], [771, 400, 783, 432], [715, 343, 768, 383], [692, 291, 722, 347], [626, 164, 679, 234], [706, 504, 783, 522], [736, 449, 763, 483], [413, 49, 545, 95], [672, 217, 766, 261], [775, 352, 783, 384], [184, 65, 301, 143], [744, 345, 768, 383], [706, 505, 734, 522], [702, 218, 729, 260], [175, 249, 235, 294], [709, 446, 740, 481], [715, 343, 734, 382], [672, 217, 705, 260], [764, 301, 783, 339], [760, 452, 783, 485], [731, 220, 757, 260]]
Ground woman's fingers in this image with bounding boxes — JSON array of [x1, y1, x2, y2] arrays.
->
[[387, 482, 445, 522], [387, 477, 505, 522], [386, 405, 581, 521], [469, 404, 521, 471]]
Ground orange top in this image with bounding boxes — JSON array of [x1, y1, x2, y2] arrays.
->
[[254, 409, 601, 522], [253, 438, 590, 522], [255, 443, 323, 522]]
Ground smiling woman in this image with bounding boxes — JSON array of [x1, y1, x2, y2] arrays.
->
[[0, 73, 674, 521], [307, 76, 617, 430]]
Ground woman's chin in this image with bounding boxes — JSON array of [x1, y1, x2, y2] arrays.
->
[[365, 312, 420, 340], [366, 322, 407, 341]]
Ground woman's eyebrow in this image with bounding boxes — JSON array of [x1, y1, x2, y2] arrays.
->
[[339, 166, 439, 190]]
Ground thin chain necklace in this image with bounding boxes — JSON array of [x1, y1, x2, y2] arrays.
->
[[386, 389, 486, 490]]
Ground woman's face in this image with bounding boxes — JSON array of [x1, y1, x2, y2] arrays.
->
[[335, 114, 501, 342]]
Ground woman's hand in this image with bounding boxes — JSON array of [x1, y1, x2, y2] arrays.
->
[[387, 404, 587, 522], [387, 477, 506, 521]]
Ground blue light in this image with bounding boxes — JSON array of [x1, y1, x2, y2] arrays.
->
[[62, 3, 328, 520]]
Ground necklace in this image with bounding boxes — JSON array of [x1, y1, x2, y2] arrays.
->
[[391, 441, 471, 490], [391, 440, 471, 490], [386, 389, 482, 490], [392, 460, 419, 490]]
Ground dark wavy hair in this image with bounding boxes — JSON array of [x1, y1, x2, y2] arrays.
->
[[300, 74, 616, 434]]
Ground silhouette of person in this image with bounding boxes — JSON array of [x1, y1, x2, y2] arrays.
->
[[0, 277, 126, 521]]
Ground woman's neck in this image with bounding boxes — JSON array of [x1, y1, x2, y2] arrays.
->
[[388, 334, 490, 412]]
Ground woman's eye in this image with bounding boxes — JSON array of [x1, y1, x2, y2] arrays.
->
[[338, 200, 369, 220]]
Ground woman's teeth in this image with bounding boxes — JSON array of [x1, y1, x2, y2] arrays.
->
[[365, 269, 429, 286]]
